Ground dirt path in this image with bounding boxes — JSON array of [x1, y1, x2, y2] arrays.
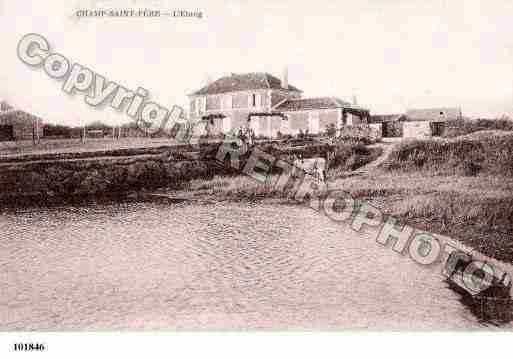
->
[[353, 142, 397, 175]]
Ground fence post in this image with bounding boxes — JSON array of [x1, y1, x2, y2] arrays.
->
[[36, 117, 40, 144]]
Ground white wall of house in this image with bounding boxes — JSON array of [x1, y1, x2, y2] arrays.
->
[[403, 121, 431, 138], [369, 123, 383, 138], [345, 112, 367, 126], [346, 112, 354, 126], [308, 111, 320, 134], [281, 117, 291, 134], [222, 117, 231, 133], [250, 118, 259, 136]]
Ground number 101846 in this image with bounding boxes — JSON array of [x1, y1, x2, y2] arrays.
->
[[13, 343, 46, 351]]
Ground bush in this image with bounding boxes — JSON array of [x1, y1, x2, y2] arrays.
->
[[330, 142, 376, 171], [325, 123, 337, 138], [337, 124, 379, 145], [384, 133, 513, 176]]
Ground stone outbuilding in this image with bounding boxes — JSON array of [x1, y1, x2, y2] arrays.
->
[[370, 107, 463, 139], [402, 107, 462, 138], [0, 102, 43, 142]]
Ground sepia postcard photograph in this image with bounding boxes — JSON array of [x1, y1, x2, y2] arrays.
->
[[0, 0, 512, 356]]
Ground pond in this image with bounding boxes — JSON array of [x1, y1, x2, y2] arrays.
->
[[0, 199, 509, 329]]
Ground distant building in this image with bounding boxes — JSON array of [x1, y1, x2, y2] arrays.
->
[[188, 70, 369, 137], [0, 102, 42, 142], [369, 114, 404, 138], [402, 107, 462, 138], [370, 107, 463, 138]]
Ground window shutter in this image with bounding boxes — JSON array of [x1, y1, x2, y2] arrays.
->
[[256, 93, 261, 107], [190, 99, 196, 114], [281, 118, 290, 133], [223, 117, 231, 133]]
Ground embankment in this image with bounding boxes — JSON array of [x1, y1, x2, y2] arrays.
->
[[350, 131, 513, 263], [382, 130, 513, 176], [0, 151, 221, 204], [0, 140, 336, 204]]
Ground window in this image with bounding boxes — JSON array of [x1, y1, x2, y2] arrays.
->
[[308, 112, 320, 134], [196, 98, 202, 114], [224, 95, 232, 109], [196, 97, 206, 115], [248, 93, 261, 108]]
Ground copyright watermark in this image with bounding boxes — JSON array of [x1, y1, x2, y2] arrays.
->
[[17, 33, 186, 136]]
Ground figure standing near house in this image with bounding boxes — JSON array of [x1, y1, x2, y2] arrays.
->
[[248, 128, 255, 146]]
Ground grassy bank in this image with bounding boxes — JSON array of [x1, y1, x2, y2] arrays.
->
[[175, 165, 513, 263], [0, 138, 345, 203], [171, 142, 384, 202], [0, 137, 188, 157], [170, 134, 513, 263], [359, 132, 513, 262], [329, 172, 513, 262], [383, 130, 513, 176]]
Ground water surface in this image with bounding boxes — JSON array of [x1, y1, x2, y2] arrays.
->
[[0, 200, 508, 329]]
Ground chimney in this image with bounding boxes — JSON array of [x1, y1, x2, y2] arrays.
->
[[204, 73, 214, 87], [281, 67, 288, 90], [352, 92, 358, 106]]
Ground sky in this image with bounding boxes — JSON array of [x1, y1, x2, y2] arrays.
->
[[1, 0, 512, 126]]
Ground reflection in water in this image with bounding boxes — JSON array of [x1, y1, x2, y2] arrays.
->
[[1, 197, 512, 330]]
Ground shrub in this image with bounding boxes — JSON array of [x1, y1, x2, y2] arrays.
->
[[383, 133, 513, 176], [337, 124, 379, 145], [325, 123, 337, 138], [330, 142, 374, 171]]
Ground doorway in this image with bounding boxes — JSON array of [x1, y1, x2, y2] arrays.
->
[[0, 125, 14, 141], [431, 122, 445, 137]]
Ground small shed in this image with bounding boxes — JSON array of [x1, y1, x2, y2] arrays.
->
[[402, 107, 462, 138], [0, 109, 42, 142]]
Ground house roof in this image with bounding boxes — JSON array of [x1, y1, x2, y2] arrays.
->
[[189, 72, 302, 96], [405, 107, 462, 121], [273, 97, 352, 112]]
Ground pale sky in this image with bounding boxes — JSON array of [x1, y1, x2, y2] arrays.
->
[[1, 0, 512, 125]]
